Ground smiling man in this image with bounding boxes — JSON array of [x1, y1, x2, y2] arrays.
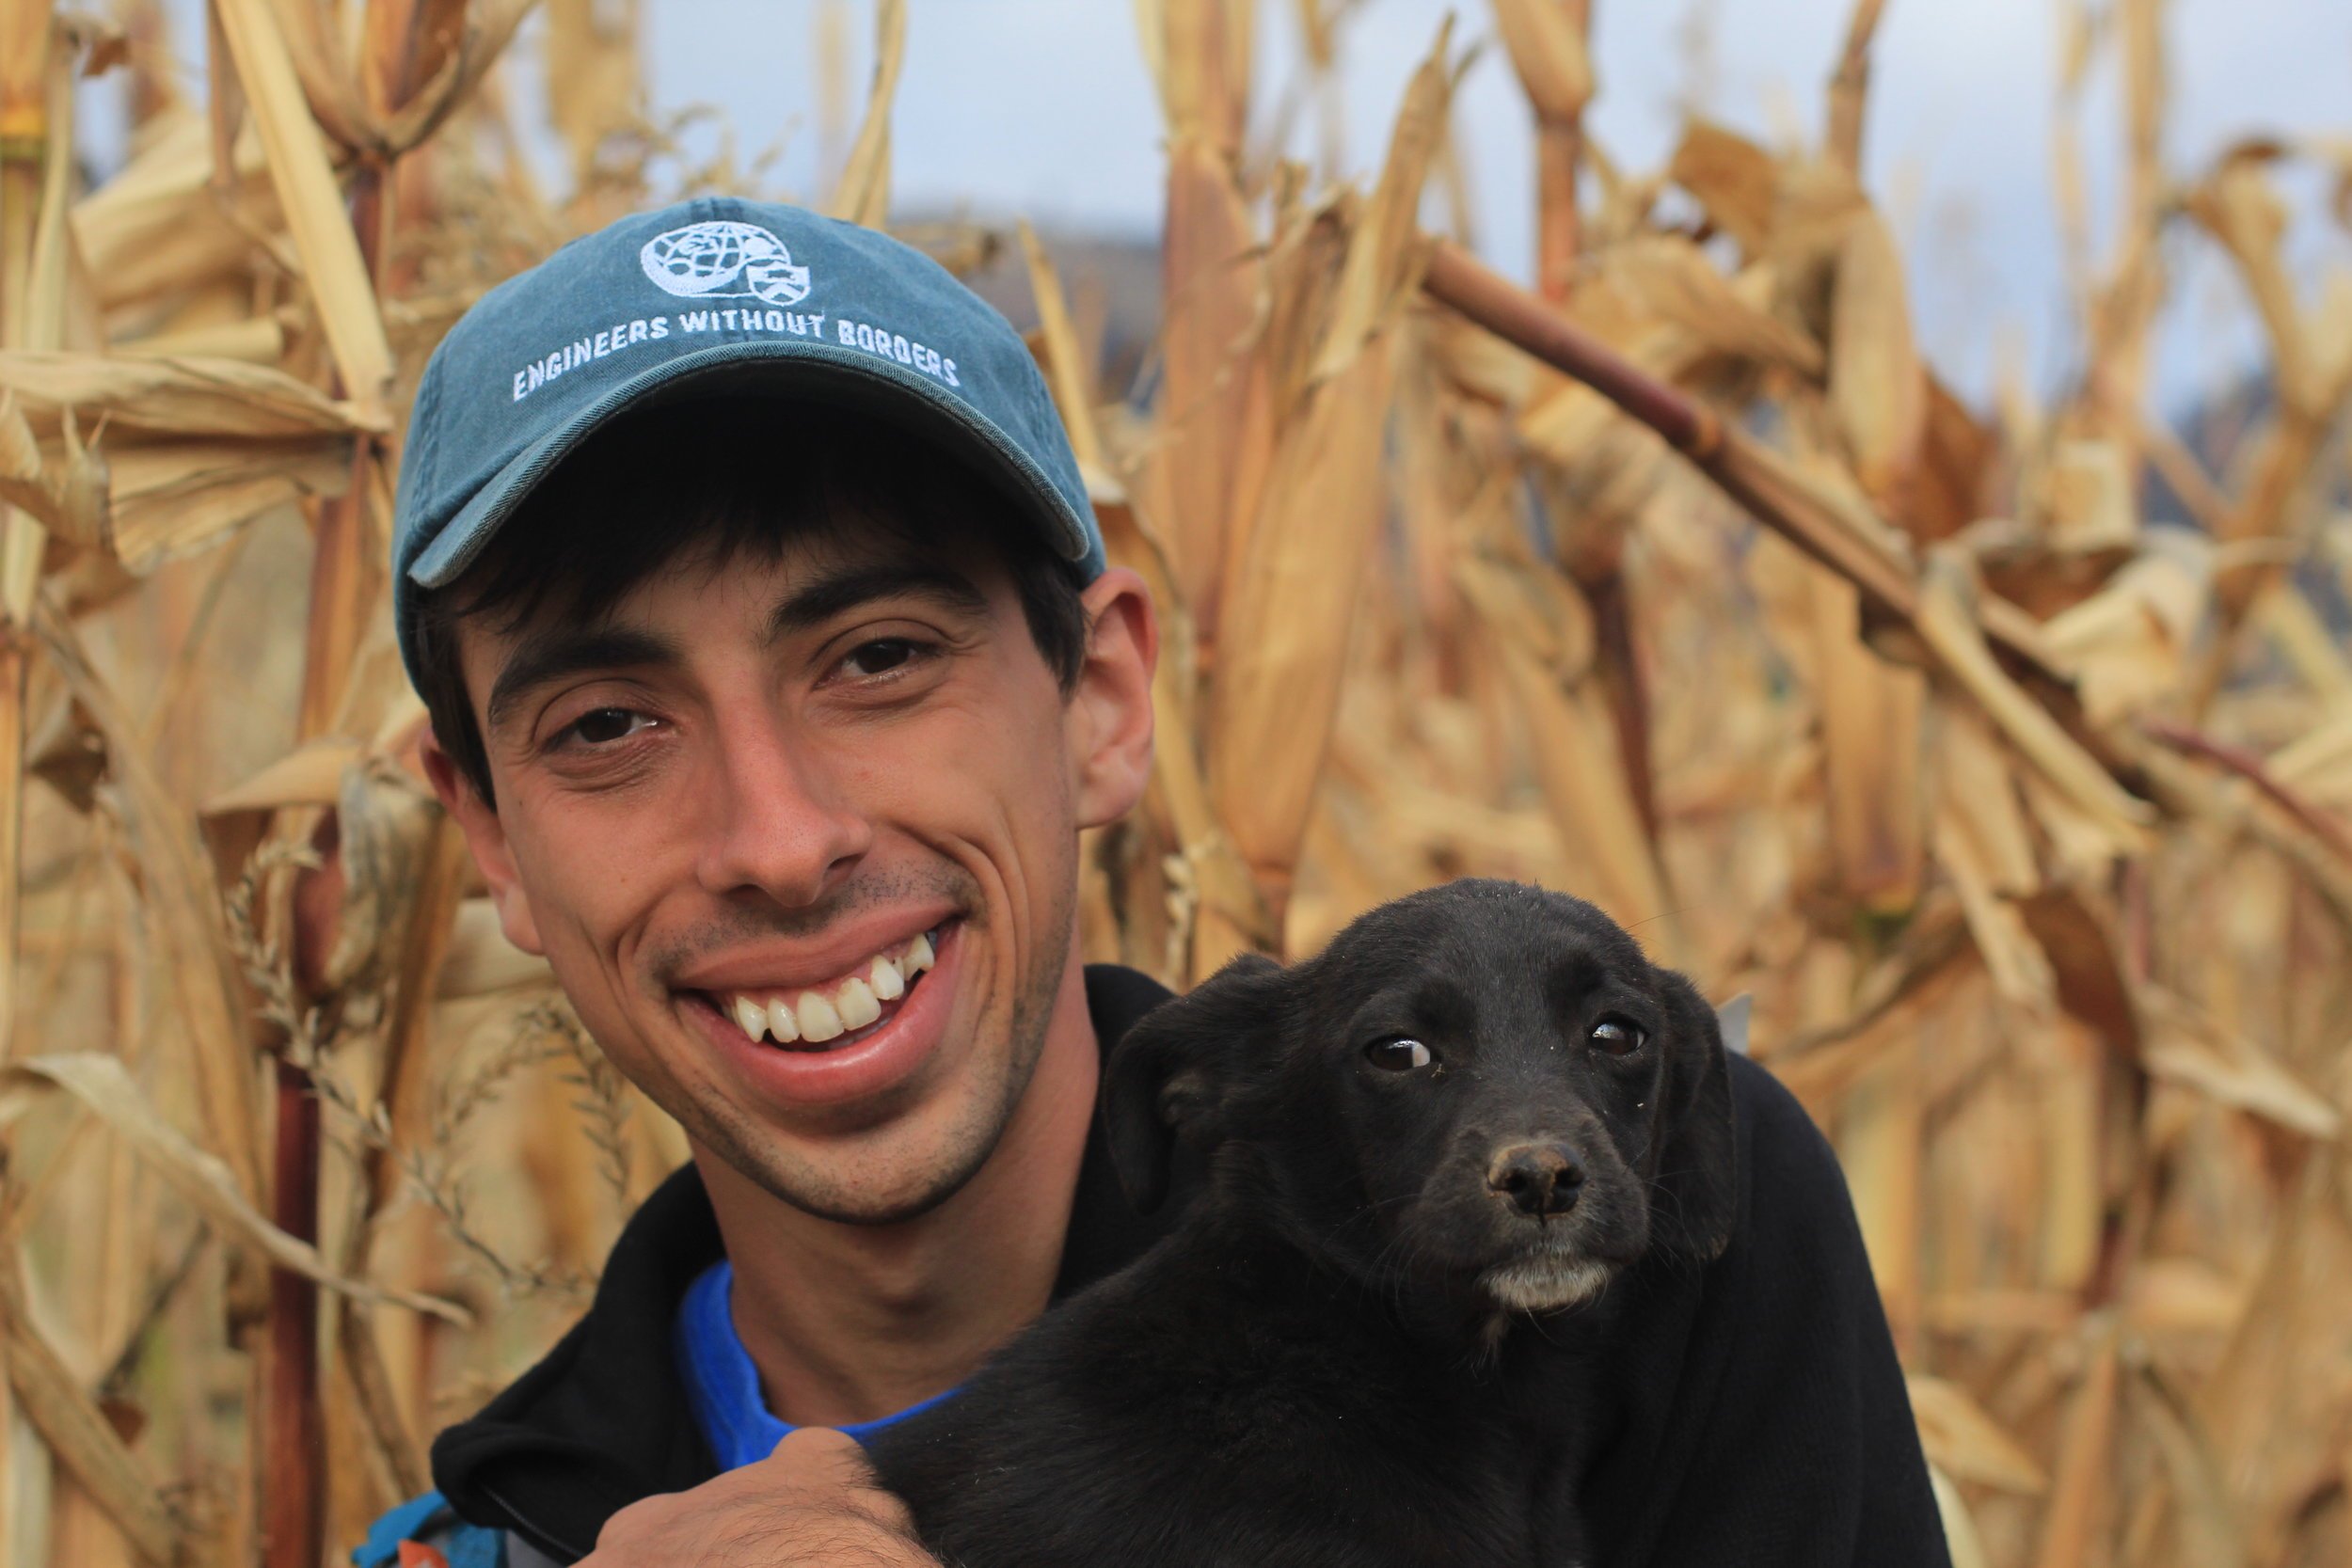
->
[[363, 197, 1169, 1567], [358, 197, 1949, 1568]]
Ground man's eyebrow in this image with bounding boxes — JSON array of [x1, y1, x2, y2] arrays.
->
[[485, 626, 679, 734], [765, 561, 990, 642]]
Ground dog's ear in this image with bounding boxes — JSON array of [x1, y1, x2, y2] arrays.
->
[[1103, 953, 1286, 1213], [1650, 970, 1740, 1262]]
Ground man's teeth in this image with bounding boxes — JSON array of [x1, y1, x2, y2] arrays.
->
[[836, 977, 881, 1030], [797, 990, 844, 1043], [723, 929, 940, 1045]]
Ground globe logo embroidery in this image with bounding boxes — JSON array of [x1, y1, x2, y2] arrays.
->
[[638, 220, 812, 307]]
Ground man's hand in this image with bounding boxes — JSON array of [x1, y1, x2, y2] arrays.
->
[[579, 1428, 937, 1566]]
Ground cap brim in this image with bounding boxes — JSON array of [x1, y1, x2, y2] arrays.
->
[[407, 338, 1100, 591]]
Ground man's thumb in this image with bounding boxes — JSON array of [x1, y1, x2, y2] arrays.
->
[[767, 1427, 917, 1533], [770, 1426, 862, 1464], [768, 1426, 872, 1485]]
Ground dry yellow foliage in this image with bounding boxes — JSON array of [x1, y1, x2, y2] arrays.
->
[[0, 3, 2347, 1567]]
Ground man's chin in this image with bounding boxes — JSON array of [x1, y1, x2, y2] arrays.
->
[[765, 1154, 985, 1227], [699, 1058, 1025, 1228]]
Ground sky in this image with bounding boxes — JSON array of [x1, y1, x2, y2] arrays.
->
[[621, 0, 2351, 412], [106, 0, 2352, 412]]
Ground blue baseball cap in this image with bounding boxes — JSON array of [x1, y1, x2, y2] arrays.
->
[[391, 196, 1105, 689]]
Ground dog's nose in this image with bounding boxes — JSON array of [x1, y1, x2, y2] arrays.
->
[[1486, 1144, 1584, 1217]]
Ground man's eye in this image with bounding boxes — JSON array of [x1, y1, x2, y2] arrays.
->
[[563, 707, 652, 746], [843, 639, 921, 677]]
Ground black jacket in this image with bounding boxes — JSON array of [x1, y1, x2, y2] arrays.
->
[[431, 964, 1949, 1566]]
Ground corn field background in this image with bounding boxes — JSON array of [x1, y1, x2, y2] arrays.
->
[[0, 0, 2348, 1564]]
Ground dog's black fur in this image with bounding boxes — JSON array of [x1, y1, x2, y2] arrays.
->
[[866, 879, 1738, 1568]]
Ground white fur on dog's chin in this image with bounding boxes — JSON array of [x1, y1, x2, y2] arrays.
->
[[1479, 1254, 1617, 1313]]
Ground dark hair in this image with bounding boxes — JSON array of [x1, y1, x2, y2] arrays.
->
[[410, 398, 1092, 804]]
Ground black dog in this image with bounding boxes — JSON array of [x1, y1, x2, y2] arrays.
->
[[867, 879, 1737, 1568]]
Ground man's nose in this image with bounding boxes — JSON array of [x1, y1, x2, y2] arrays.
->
[[1486, 1143, 1585, 1217], [694, 721, 872, 905]]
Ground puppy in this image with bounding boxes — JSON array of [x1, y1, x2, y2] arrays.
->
[[867, 879, 1737, 1568]]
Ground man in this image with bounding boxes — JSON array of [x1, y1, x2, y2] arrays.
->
[[358, 196, 1950, 1567]]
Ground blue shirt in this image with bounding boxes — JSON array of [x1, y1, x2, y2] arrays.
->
[[673, 1259, 959, 1468], [358, 1256, 965, 1567]]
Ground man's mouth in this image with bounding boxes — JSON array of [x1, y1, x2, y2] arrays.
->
[[691, 924, 946, 1053]]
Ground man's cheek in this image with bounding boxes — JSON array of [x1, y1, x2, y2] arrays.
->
[[515, 794, 665, 919], [509, 839, 649, 1033]]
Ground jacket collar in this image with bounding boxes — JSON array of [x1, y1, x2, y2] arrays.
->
[[430, 964, 1179, 1563]]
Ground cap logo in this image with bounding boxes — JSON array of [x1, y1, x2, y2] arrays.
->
[[639, 220, 812, 307]]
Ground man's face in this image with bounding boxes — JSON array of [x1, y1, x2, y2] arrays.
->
[[427, 525, 1154, 1224]]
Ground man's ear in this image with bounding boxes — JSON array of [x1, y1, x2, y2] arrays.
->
[[1102, 952, 1284, 1213], [1069, 566, 1157, 832], [420, 731, 545, 958], [1651, 969, 1740, 1262]]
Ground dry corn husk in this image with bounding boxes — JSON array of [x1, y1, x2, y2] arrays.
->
[[1488, 0, 1594, 126], [1828, 207, 1927, 515], [826, 0, 904, 228], [209, 0, 395, 405], [0, 1054, 466, 1322], [0, 1250, 190, 1568], [1207, 22, 1451, 908]]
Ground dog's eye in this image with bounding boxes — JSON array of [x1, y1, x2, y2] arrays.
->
[[1365, 1037, 1434, 1072], [1590, 1017, 1646, 1055]]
